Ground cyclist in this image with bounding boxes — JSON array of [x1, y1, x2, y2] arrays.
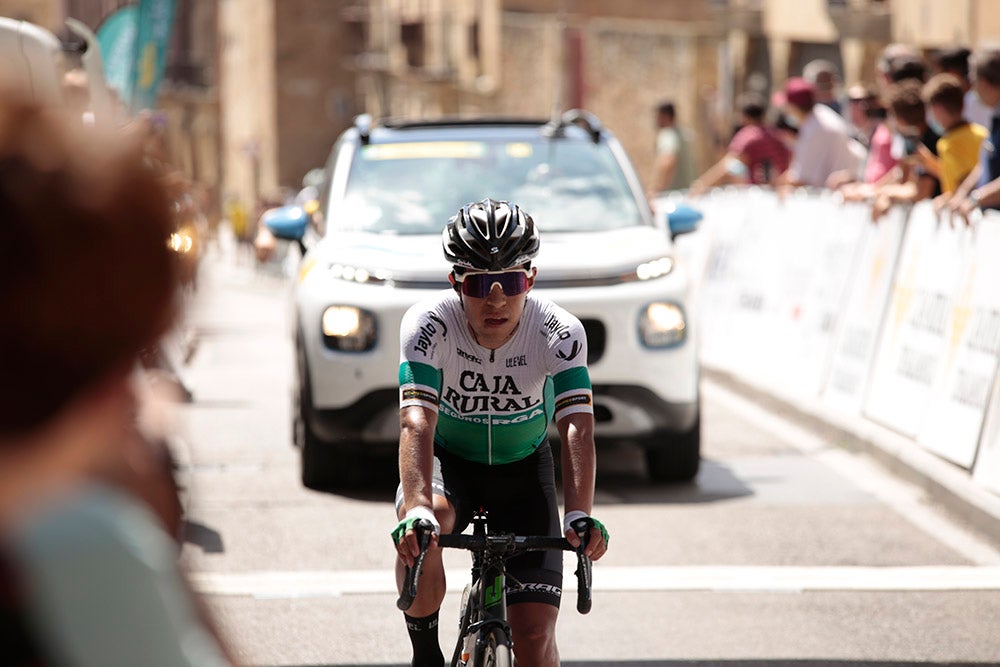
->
[[392, 199, 609, 667]]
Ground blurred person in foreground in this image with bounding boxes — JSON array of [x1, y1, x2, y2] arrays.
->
[[0, 94, 232, 666], [949, 47, 1000, 224], [689, 92, 790, 195], [772, 77, 864, 188], [648, 100, 695, 196]]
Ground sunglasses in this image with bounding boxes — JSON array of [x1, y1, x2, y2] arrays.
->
[[455, 269, 532, 298]]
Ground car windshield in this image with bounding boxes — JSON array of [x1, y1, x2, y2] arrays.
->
[[332, 136, 644, 235]]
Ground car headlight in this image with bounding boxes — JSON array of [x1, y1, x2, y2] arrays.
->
[[635, 256, 674, 281], [322, 306, 377, 351], [639, 302, 686, 347]]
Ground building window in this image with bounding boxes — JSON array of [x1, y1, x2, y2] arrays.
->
[[401, 22, 425, 69], [468, 21, 480, 60]]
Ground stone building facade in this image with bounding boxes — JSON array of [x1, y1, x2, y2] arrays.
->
[[5, 0, 1000, 213]]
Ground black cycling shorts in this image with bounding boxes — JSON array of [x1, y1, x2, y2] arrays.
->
[[395, 442, 563, 608]]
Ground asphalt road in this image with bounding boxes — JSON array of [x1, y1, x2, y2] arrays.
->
[[174, 239, 1000, 667]]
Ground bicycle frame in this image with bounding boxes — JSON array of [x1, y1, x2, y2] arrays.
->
[[397, 510, 593, 667], [452, 513, 513, 666]]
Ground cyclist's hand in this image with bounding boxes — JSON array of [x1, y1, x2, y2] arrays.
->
[[563, 511, 609, 561], [392, 506, 440, 568]]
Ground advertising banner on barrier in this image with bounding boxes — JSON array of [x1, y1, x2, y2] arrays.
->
[[755, 193, 867, 398], [864, 203, 969, 441], [973, 367, 1000, 494], [823, 206, 908, 412], [698, 189, 865, 398], [696, 188, 754, 370], [917, 214, 1000, 467]]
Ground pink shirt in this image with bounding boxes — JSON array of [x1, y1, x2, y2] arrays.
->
[[864, 122, 897, 183], [728, 124, 791, 184]]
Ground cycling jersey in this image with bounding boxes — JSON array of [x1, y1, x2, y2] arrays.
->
[[399, 291, 593, 465]]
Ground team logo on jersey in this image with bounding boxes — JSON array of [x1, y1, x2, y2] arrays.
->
[[441, 371, 541, 414]]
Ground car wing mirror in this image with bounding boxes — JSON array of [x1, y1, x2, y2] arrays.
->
[[663, 202, 703, 239], [262, 205, 309, 241]]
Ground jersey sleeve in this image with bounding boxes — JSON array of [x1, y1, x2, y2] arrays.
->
[[399, 301, 446, 413], [543, 306, 593, 421]]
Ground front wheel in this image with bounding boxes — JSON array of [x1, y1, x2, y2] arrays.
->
[[478, 628, 512, 667], [643, 413, 701, 483]]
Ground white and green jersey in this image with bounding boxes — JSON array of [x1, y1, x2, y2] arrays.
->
[[399, 291, 593, 465]]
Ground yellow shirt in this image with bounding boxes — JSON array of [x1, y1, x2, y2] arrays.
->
[[937, 122, 988, 193]]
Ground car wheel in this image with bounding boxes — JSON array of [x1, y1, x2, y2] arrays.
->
[[295, 339, 356, 490], [643, 414, 701, 483]]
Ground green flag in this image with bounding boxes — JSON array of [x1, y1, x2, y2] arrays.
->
[[96, 5, 139, 105], [130, 0, 177, 111]]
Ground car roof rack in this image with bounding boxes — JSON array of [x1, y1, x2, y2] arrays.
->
[[542, 109, 603, 144]]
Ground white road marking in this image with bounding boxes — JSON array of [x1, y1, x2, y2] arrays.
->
[[189, 565, 1000, 599], [702, 379, 1000, 566]]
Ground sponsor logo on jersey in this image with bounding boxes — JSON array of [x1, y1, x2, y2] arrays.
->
[[440, 370, 542, 415], [413, 314, 446, 357], [457, 347, 483, 364], [557, 340, 582, 361], [555, 393, 592, 412], [505, 354, 527, 368], [402, 387, 440, 406], [542, 313, 572, 341]]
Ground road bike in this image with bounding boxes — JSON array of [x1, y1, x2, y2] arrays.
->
[[397, 510, 593, 667]]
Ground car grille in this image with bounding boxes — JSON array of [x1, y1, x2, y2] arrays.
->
[[580, 319, 605, 365]]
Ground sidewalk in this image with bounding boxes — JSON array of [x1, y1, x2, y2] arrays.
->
[[704, 366, 1000, 552]]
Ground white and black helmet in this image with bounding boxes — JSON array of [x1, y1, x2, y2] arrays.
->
[[442, 198, 540, 271]]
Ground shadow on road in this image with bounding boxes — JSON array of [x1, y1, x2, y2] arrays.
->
[[315, 444, 754, 508], [182, 519, 226, 553], [266, 662, 996, 667]]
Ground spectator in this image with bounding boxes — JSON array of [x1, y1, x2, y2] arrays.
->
[[836, 45, 925, 196], [844, 84, 884, 148], [934, 46, 992, 129], [648, 100, 695, 196], [0, 93, 232, 666], [803, 59, 842, 115], [950, 47, 1000, 223], [690, 92, 790, 194], [773, 77, 864, 188], [922, 73, 987, 196], [870, 80, 942, 219]]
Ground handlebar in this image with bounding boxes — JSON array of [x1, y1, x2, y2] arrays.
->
[[395, 518, 594, 615], [396, 522, 432, 611]]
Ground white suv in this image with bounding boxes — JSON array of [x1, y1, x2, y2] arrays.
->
[[266, 111, 701, 487]]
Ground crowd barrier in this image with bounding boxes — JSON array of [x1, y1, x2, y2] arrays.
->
[[671, 188, 1000, 496]]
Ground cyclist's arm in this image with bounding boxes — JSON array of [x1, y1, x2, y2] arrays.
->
[[399, 404, 438, 517], [558, 412, 607, 559]]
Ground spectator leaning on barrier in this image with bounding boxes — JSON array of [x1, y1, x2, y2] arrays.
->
[[934, 46, 993, 130], [950, 47, 1000, 224], [648, 100, 695, 196], [922, 73, 987, 198], [690, 92, 790, 195], [870, 80, 942, 219], [0, 94, 232, 666], [836, 46, 928, 199], [773, 77, 865, 189], [844, 84, 883, 149]]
